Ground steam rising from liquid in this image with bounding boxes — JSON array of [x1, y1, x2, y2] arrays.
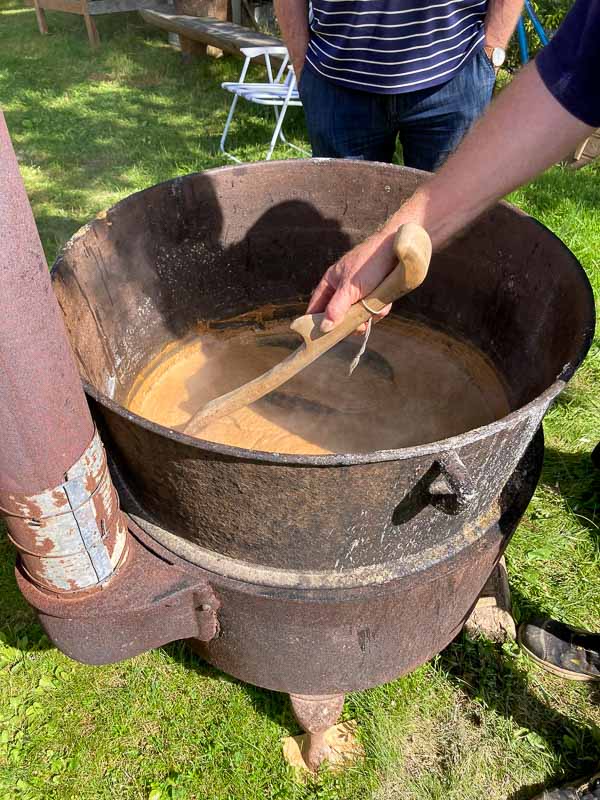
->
[[126, 316, 510, 455]]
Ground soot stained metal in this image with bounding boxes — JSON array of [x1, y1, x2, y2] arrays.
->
[[0, 133, 595, 771], [0, 111, 128, 593]]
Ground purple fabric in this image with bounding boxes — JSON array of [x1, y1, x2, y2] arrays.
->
[[536, 0, 600, 127]]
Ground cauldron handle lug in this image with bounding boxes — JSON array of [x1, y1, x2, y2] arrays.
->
[[429, 451, 476, 514]]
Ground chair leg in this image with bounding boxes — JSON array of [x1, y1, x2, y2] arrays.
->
[[83, 12, 100, 47], [219, 94, 243, 163], [273, 107, 290, 145], [268, 98, 311, 160], [267, 98, 293, 160], [273, 109, 289, 145], [33, 0, 48, 35]]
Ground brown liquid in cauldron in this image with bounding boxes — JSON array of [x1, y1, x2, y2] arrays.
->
[[126, 315, 510, 455]]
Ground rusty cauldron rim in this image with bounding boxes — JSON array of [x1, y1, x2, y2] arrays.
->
[[59, 159, 595, 468]]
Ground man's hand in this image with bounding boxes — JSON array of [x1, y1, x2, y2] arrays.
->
[[292, 53, 307, 83], [306, 230, 398, 333]]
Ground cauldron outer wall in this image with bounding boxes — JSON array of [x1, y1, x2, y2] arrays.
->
[[51, 161, 595, 576]]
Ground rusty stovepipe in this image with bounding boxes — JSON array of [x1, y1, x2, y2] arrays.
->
[[0, 110, 128, 593]]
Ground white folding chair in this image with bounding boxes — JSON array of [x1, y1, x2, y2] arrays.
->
[[220, 46, 310, 162]]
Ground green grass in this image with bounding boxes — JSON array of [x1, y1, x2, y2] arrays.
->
[[0, 3, 598, 799]]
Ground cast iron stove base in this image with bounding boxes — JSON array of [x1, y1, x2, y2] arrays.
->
[[17, 429, 544, 770]]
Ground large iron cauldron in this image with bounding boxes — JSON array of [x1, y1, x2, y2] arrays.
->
[[50, 160, 594, 694]]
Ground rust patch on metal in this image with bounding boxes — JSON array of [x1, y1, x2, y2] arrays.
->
[[1, 429, 128, 592], [51, 490, 68, 508]]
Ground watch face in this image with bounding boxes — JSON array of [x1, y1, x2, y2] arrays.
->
[[492, 47, 506, 67]]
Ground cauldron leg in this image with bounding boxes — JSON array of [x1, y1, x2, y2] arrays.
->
[[289, 693, 345, 771]]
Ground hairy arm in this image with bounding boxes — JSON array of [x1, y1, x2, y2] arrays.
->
[[273, 0, 310, 79], [308, 62, 593, 330], [484, 0, 524, 54]]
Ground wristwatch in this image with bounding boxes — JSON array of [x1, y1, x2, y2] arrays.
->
[[484, 44, 506, 69]]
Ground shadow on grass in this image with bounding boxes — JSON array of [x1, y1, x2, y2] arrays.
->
[[538, 445, 600, 546], [452, 437, 599, 790], [162, 639, 299, 734], [0, 531, 51, 651], [440, 632, 600, 800]]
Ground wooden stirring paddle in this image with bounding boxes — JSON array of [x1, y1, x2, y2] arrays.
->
[[184, 222, 432, 436]]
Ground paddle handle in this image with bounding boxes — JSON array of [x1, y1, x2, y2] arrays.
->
[[363, 222, 432, 313]]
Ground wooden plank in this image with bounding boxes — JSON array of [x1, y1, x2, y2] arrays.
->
[[34, 0, 84, 14], [174, 0, 226, 17], [88, 0, 166, 13], [140, 10, 283, 57], [567, 130, 600, 170]]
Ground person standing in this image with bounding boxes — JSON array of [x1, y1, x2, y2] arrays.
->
[[274, 0, 523, 171]]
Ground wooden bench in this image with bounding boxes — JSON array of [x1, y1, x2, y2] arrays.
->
[[31, 0, 166, 47], [140, 9, 283, 62], [568, 130, 600, 170]]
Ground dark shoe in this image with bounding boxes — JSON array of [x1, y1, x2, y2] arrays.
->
[[533, 771, 600, 799], [592, 441, 600, 470], [518, 618, 600, 681]]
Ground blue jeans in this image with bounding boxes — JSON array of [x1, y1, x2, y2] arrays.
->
[[298, 49, 496, 172]]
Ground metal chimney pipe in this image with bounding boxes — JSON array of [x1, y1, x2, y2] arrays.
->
[[0, 110, 128, 593]]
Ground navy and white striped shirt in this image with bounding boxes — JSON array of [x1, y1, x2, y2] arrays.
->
[[305, 0, 489, 94]]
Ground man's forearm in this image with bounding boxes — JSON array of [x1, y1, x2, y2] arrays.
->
[[383, 62, 592, 250], [484, 0, 524, 49], [274, 0, 310, 77]]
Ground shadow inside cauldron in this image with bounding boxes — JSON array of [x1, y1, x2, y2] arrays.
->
[[132, 185, 386, 451], [54, 169, 355, 407], [141, 185, 354, 345]]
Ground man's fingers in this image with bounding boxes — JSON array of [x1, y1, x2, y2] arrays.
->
[[307, 277, 335, 314], [320, 284, 355, 332]]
